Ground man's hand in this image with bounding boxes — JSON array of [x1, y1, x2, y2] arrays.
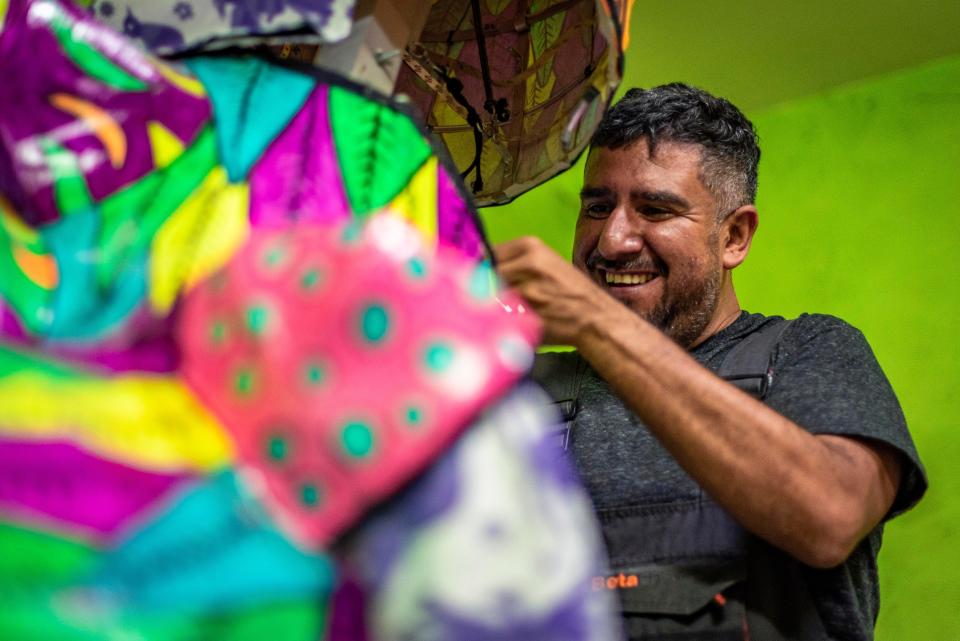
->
[[494, 236, 623, 346]]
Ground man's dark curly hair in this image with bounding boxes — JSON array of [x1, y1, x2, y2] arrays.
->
[[592, 83, 760, 215]]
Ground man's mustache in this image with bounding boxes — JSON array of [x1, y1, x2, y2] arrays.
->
[[586, 253, 666, 274]]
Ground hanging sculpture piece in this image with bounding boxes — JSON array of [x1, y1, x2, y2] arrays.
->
[[0, 0, 622, 639], [85, 0, 356, 54], [396, 0, 633, 205], [71, 0, 634, 208]]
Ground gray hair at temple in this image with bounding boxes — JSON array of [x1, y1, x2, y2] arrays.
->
[[591, 83, 761, 217]]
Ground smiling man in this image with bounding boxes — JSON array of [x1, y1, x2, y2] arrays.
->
[[494, 84, 926, 640]]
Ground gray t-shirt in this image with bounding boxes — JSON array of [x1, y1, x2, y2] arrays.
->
[[535, 311, 927, 641]]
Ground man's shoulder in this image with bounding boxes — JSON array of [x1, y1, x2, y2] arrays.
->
[[734, 311, 861, 339], [772, 313, 876, 362], [784, 312, 864, 337]]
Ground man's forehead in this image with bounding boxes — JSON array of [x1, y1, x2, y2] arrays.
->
[[583, 141, 706, 192], [586, 138, 704, 167]]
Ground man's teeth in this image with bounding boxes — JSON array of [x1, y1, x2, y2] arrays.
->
[[604, 273, 655, 285]]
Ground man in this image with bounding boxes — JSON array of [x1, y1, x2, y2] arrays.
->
[[494, 84, 926, 640]]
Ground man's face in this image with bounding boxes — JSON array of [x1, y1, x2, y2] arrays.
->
[[573, 140, 725, 347]]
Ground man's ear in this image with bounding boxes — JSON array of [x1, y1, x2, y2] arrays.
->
[[720, 205, 758, 270]]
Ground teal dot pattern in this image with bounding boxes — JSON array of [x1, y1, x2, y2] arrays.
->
[[299, 482, 322, 508], [340, 420, 375, 459], [406, 257, 427, 280], [423, 341, 454, 373], [245, 304, 270, 335], [403, 404, 426, 431], [266, 433, 289, 462], [184, 223, 539, 547], [233, 366, 256, 397], [303, 361, 327, 387], [359, 303, 390, 344], [300, 267, 323, 291]]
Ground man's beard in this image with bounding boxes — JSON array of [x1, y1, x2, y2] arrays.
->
[[587, 248, 723, 349], [646, 255, 722, 348]]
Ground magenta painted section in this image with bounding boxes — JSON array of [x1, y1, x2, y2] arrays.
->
[[0, 302, 28, 341], [0, 439, 190, 537], [437, 165, 484, 260], [327, 574, 370, 641], [249, 84, 351, 228], [0, 0, 211, 225]]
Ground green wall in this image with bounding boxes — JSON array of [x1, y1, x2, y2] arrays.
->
[[481, 55, 960, 638]]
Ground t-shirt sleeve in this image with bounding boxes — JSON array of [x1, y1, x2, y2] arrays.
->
[[764, 314, 927, 519]]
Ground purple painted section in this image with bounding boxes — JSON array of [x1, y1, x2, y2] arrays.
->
[[214, 0, 335, 33], [249, 84, 351, 228], [1, 303, 180, 374], [437, 165, 484, 260], [0, 0, 210, 224], [0, 438, 190, 537], [326, 572, 370, 641], [47, 326, 180, 373], [0, 302, 29, 341]]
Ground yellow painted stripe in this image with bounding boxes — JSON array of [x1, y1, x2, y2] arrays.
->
[[149, 166, 250, 314], [155, 61, 208, 98], [0, 372, 235, 473], [147, 121, 186, 170], [0, 199, 40, 247], [386, 156, 438, 248]]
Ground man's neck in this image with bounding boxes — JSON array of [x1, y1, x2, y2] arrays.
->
[[688, 280, 742, 349]]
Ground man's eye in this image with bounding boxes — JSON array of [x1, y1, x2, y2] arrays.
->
[[641, 207, 674, 220], [582, 203, 612, 218]]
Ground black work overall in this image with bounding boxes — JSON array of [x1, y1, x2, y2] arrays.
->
[[533, 320, 830, 640]]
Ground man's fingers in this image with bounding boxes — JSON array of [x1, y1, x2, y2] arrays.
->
[[493, 237, 544, 286], [492, 236, 548, 263]]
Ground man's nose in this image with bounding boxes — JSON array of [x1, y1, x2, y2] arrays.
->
[[596, 208, 644, 260]]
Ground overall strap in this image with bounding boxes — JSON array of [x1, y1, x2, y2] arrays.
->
[[531, 352, 586, 450], [717, 318, 793, 400]]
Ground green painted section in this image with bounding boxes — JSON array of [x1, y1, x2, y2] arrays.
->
[[191, 601, 325, 641], [0, 344, 86, 379], [483, 55, 960, 638], [0, 522, 97, 585], [47, 5, 148, 92], [42, 140, 93, 216], [96, 125, 217, 288], [0, 594, 324, 641], [328, 87, 432, 215]]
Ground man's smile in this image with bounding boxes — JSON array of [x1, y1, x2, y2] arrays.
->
[[601, 270, 658, 286]]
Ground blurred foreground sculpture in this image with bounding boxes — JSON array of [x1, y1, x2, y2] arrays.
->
[[0, 0, 631, 638]]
